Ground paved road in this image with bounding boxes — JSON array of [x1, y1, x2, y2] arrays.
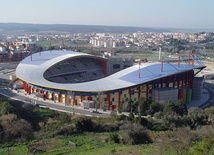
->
[[199, 81, 214, 109], [0, 85, 111, 118]]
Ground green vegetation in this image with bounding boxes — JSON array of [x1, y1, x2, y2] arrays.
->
[[0, 97, 213, 155]]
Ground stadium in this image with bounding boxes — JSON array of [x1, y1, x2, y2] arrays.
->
[[15, 50, 206, 111]]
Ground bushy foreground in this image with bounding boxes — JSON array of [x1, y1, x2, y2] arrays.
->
[[0, 97, 214, 154]]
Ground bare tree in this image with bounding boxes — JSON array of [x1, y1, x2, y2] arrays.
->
[[0, 114, 33, 142]]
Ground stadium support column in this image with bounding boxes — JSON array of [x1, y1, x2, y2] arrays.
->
[[107, 92, 111, 110], [161, 78, 163, 88], [188, 71, 191, 88], [58, 92, 60, 102], [129, 88, 131, 99], [73, 95, 76, 105], [177, 74, 180, 89], [46, 91, 49, 100], [137, 85, 140, 99], [153, 81, 156, 89], [28, 86, 31, 95], [146, 84, 149, 98], [23, 82, 26, 92], [188, 70, 194, 89], [25, 83, 28, 92], [51, 92, 54, 101], [172, 75, 175, 88], [184, 72, 187, 87], [65, 94, 67, 105], [118, 90, 121, 111], [81, 95, 83, 102], [181, 72, 184, 88], [166, 76, 169, 87]]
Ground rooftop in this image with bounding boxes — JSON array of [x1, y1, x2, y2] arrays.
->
[[15, 50, 206, 92]]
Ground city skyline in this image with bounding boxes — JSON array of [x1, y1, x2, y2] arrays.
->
[[0, 0, 213, 30]]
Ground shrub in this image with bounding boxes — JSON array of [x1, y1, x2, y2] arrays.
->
[[109, 132, 120, 143], [127, 112, 134, 121], [151, 122, 169, 131], [75, 117, 94, 132], [153, 111, 163, 119], [134, 116, 149, 127], [57, 124, 75, 135], [115, 114, 127, 121], [100, 123, 119, 132], [121, 129, 152, 145], [58, 113, 71, 123], [162, 114, 184, 129], [120, 123, 152, 145], [190, 137, 214, 155]]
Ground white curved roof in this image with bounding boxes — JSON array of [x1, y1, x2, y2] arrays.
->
[[16, 50, 205, 92]]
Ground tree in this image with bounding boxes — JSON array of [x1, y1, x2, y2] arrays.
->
[[158, 128, 198, 155], [175, 99, 188, 116], [204, 107, 214, 117], [163, 100, 176, 115], [147, 101, 161, 116], [0, 101, 13, 115], [128, 99, 134, 113], [138, 97, 149, 116], [121, 100, 131, 112], [0, 114, 33, 142], [162, 114, 181, 129], [188, 107, 210, 129], [132, 101, 139, 114]]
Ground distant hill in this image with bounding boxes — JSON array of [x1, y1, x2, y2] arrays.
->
[[0, 23, 170, 34], [0, 23, 211, 34]]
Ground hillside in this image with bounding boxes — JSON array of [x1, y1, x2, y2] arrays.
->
[[0, 23, 169, 34]]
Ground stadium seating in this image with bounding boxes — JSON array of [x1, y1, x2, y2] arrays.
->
[[44, 57, 105, 83]]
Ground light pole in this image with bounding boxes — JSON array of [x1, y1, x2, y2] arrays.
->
[[71, 91, 75, 115], [67, 91, 74, 115], [97, 91, 103, 112]]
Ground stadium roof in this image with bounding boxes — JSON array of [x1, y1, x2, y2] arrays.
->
[[15, 50, 206, 92]]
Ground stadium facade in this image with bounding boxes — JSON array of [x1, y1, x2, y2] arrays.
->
[[15, 50, 206, 111]]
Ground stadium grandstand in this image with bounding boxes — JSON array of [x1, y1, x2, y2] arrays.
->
[[14, 50, 206, 111]]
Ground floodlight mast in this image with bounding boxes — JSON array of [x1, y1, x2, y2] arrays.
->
[[159, 47, 161, 60], [138, 60, 141, 78]]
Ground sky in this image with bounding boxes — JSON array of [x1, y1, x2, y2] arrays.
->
[[0, 0, 213, 29]]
